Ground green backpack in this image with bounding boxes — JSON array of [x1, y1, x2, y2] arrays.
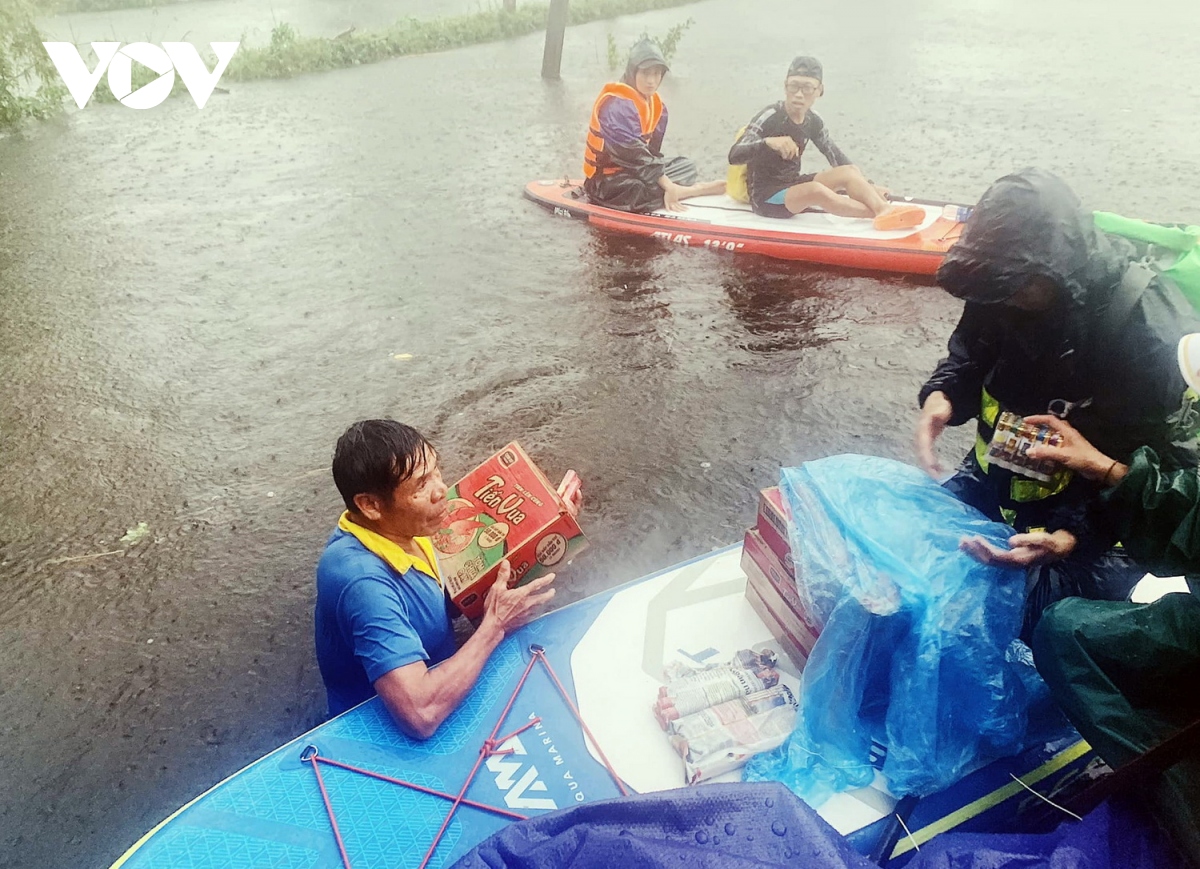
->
[[1094, 211, 1200, 310]]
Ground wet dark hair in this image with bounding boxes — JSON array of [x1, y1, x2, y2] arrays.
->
[[332, 419, 433, 513]]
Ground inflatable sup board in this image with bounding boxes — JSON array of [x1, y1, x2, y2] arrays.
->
[[524, 180, 968, 275], [109, 546, 1094, 869]]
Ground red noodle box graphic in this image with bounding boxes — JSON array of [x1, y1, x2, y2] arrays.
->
[[432, 443, 587, 619]]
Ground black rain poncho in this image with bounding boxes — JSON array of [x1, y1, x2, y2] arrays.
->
[[919, 168, 1200, 624]]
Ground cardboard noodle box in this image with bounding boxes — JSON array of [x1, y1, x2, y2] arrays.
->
[[742, 528, 811, 628], [743, 578, 812, 671], [431, 442, 587, 619], [741, 543, 818, 667], [743, 556, 818, 660], [756, 487, 794, 576]]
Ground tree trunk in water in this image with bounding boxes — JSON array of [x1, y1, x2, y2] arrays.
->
[[541, 0, 569, 80]]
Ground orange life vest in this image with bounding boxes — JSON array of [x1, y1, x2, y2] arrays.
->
[[583, 82, 665, 180]]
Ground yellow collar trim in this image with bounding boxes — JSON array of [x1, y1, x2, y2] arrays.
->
[[338, 512, 441, 586]]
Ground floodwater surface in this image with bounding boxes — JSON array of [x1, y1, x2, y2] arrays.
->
[[2, 0, 1199, 866]]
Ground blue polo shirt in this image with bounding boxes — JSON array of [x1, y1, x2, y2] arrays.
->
[[315, 527, 457, 717]]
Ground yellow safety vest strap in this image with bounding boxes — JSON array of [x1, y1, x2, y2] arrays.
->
[[974, 387, 1074, 503]]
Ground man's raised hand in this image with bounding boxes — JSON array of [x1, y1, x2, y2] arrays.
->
[[482, 560, 556, 636], [765, 136, 800, 160], [557, 470, 583, 518]]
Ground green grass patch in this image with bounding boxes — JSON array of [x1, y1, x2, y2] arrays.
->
[[72, 0, 703, 109], [226, 0, 701, 82], [35, 0, 182, 14], [1, 0, 66, 127]]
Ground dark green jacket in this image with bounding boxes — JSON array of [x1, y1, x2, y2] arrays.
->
[[1108, 441, 1200, 586]]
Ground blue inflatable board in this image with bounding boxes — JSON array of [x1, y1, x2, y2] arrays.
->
[[110, 545, 1095, 869]]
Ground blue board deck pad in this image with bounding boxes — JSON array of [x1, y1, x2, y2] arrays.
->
[[110, 546, 1092, 869]]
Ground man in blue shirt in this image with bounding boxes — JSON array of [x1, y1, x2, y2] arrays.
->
[[315, 419, 582, 739]]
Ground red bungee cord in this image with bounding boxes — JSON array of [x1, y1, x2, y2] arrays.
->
[[306, 643, 631, 869]]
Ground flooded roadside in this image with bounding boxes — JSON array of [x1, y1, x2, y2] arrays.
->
[[38, 0, 490, 48], [2, 0, 1199, 866]]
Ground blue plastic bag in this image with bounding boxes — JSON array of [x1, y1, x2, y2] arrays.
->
[[744, 455, 1038, 801]]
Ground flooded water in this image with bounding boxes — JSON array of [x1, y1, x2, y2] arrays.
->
[[2, 0, 1199, 866]]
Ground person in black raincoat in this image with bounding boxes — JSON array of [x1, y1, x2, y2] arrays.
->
[[914, 168, 1200, 633], [582, 39, 725, 213]]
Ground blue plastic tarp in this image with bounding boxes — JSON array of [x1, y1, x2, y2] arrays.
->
[[900, 798, 1187, 869], [449, 782, 876, 869], [449, 785, 1185, 869], [745, 455, 1058, 802]]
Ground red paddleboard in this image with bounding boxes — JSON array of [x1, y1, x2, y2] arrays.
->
[[524, 179, 967, 276]]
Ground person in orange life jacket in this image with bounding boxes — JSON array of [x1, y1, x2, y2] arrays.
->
[[583, 39, 725, 214], [314, 420, 584, 739], [729, 56, 924, 231]]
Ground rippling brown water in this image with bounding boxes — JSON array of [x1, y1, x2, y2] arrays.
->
[[2, 0, 1198, 865]]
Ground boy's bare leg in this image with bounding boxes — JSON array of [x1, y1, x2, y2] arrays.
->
[[677, 180, 727, 200], [783, 180, 874, 218], [661, 177, 726, 211], [814, 165, 890, 216]]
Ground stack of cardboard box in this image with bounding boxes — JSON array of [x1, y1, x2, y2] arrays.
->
[[741, 487, 821, 669]]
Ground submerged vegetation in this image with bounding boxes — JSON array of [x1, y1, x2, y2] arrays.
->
[[7, 0, 700, 121], [38, 0, 177, 13], [0, 0, 65, 127], [606, 18, 695, 73], [224, 0, 699, 82]]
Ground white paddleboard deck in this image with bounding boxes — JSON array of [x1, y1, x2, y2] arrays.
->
[[649, 195, 942, 241], [573, 546, 895, 837]]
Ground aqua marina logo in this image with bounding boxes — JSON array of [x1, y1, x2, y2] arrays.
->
[[484, 735, 558, 811], [42, 42, 240, 110]]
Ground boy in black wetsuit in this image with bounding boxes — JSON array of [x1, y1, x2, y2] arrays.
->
[[729, 57, 922, 230]]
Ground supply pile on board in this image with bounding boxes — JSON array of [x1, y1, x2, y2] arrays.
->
[[653, 648, 798, 784]]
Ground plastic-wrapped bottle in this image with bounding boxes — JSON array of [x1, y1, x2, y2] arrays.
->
[[941, 204, 972, 223], [668, 685, 797, 739], [655, 667, 781, 723]]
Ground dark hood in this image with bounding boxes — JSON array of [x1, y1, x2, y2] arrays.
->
[[621, 39, 669, 88], [937, 168, 1133, 307]]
